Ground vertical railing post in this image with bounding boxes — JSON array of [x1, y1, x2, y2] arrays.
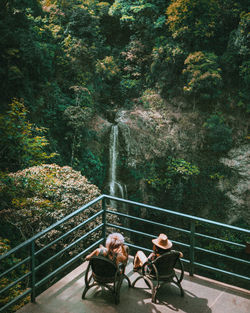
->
[[30, 240, 36, 302], [189, 220, 195, 276], [102, 197, 106, 245]]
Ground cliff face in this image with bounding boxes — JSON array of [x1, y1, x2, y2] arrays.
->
[[115, 107, 204, 167], [220, 145, 250, 224], [87, 104, 249, 226]]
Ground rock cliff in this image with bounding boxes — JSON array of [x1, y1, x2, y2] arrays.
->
[[87, 104, 249, 226]]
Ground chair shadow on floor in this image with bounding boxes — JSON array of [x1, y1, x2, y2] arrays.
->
[[150, 285, 212, 313], [82, 284, 211, 313]]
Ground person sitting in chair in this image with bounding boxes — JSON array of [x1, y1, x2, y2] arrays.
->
[[86, 232, 128, 267], [133, 233, 183, 272]]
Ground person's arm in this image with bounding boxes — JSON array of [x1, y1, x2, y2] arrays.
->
[[85, 248, 100, 260], [147, 252, 155, 261]]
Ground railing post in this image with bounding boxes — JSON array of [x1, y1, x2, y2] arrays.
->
[[189, 220, 195, 276], [30, 240, 36, 302], [102, 197, 106, 245]]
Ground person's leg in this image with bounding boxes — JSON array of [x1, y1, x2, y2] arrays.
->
[[133, 251, 147, 270]]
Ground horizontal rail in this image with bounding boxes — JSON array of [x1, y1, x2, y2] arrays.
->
[[0, 255, 30, 280], [36, 224, 103, 271], [0, 195, 104, 261], [35, 210, 103, 257], [195, 247, 250, 265], [0, 271, 30, 296], [35, 238, 103, 288], [106, 222, 156, 240], [106, 209, 190, 234], [104, 195, 250, 233], [194, 262, 250, 282], [0, 288, 31, 313], [106, 222, 190, 249], [195, 232, 246, 248]]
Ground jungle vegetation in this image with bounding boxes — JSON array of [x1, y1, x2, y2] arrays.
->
[[0, 1, 249, 309]]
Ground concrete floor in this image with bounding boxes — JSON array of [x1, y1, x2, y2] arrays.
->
[[17, 258, 250, 313]]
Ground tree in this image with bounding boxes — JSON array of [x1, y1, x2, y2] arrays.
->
[[0, 164, 102, 311], [146, 157, 200, 210], [0, 164, 101, 248], [166, 0, 220, 50], [109, 0, 169, 39], [0, 99, 56, 172], [182, 51, 222, 106], [150, 36, 186, 96]]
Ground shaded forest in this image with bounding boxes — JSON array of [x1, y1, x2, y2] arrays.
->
[[0, 1, 249, 309], [0, 0, 249, 175]]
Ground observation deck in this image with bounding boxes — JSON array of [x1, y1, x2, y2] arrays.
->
[[17, 257, 250, 313], [1, 195, 250, 313]]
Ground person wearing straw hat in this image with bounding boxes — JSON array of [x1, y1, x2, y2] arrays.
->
[[133, 233, 183, 271]]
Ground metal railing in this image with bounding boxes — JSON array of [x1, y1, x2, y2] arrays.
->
[[0, 194, 249, 312]]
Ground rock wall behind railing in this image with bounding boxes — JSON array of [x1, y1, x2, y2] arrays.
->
[[86, 104, 249, 226]]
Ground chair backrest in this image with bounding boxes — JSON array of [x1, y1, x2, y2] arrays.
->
[[151, 250, 180, 276], [89, 255, 118, 282]]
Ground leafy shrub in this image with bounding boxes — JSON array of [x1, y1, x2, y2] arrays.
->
[[80, 150, 105, 187], [0, 99, 57, 172], [166, 0, 220, 49], [203, 114, 233, 154], [182, 51, 222, 104], [0, 164, 101, 253], [140, 89, 164, 109], [146, 157, 200, 210], [96, 56, 120, 80], [150, 37, 186, 95]]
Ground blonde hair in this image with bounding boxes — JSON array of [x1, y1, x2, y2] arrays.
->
[[106, 233, 125, 252]]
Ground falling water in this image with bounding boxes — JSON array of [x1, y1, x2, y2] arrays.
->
[[109, 125, 118, 197], [109, 125, 127, 206]]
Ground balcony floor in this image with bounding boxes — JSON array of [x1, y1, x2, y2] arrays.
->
[[17, 257, 250, 313]]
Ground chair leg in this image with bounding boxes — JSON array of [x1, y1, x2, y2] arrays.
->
[[172, 281, 184, 297], [124, 275, 131, 287], [143, 277, 153, 289], [82, 285, 90, 299], [132, 275, 144, 287], [174, 273, 184, 297], [179, 283, 184, 297], [152, 286, 157, 303], [114, 279, 123, 304], [82, 282, 98, 299]]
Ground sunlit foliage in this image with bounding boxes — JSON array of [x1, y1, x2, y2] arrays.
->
[[0, 99, 57, 172]]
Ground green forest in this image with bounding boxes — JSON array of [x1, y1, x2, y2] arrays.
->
[[0, 0, 249, 173], [0, 0, 249, 310]]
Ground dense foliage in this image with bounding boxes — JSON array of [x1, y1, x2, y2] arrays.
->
[[0, 164, 101, 246], [0, 0, 248, 177], [0, 1, 249, 307], [0, 164, 102, 310]]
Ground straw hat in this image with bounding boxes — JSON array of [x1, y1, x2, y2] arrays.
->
[[152, 234, 172, 250]]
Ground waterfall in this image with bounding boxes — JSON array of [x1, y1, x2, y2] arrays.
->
[[109, 125, 118, 197], [109, 125, 127, 205]]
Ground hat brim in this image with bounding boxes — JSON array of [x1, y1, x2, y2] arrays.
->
[[152, 238, 172, 250]]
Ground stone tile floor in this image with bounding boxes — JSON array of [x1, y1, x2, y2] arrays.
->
[[17, 258, 250, 313]]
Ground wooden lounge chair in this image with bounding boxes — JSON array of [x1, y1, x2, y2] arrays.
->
[[82, 255, 131, 304], [132, 250, 184, 303]]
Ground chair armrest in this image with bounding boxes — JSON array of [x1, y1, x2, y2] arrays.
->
[[176, 258, 184, 282]]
